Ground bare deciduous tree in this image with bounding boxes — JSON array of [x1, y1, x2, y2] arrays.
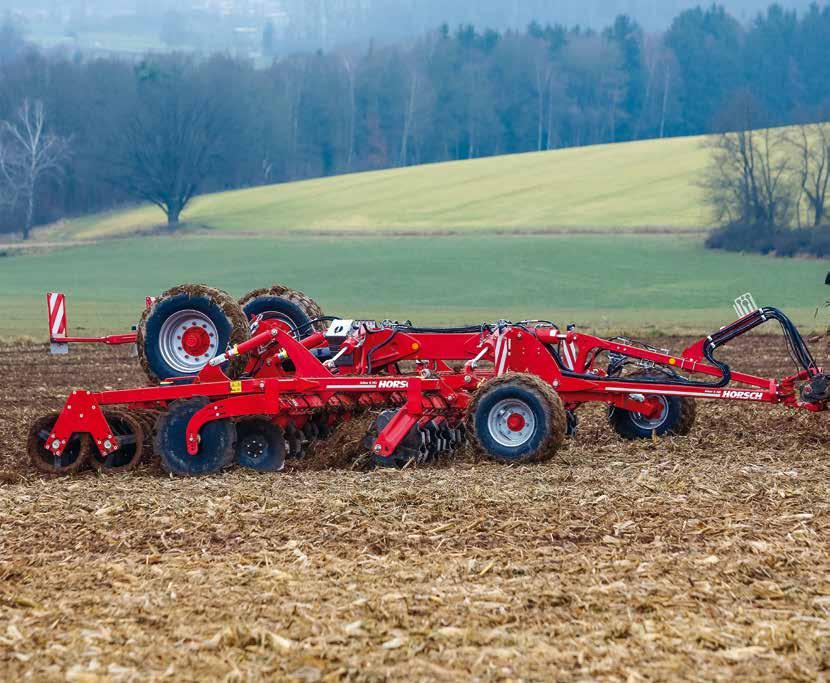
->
[[113, 61, 229, 226], [786, 122, 830, 227], [703, 126, 793, 227], [702, 93, 794, 229], [0, 100, 71, 240]]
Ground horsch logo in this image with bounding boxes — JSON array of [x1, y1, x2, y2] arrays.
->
[[378, 380, 408, 389], [721, 390, 764, 400]]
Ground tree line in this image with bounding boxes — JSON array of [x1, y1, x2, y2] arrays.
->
[[704, 94, 830, 257], [1, 3, 830, 240]]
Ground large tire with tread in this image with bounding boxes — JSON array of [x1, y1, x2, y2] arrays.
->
[[239, 294, 313, 339], [239, 285, 324, 334], [467, 373, 567, 464], [137, 284, 249, 383], [608, 372, 696, 440], [154, 397, 236, 476]]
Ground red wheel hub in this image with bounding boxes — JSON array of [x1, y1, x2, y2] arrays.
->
[[257, 317, 295, 335], [181, 326, 211, 357], [506, 413, 526, 432]]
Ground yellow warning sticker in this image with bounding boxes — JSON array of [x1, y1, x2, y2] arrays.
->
[[230, 381, 243, 394]]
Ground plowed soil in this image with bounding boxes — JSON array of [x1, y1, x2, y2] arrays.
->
[[1, 335, 829, 681]]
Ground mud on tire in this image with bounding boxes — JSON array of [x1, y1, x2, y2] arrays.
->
[[608, 372, 697, 440], [137, 284, 250, 384], [27, 413, 91, 475], [154, 397, 236, 476], [239, 285, 325, 334], [467, 373, 568, 464]]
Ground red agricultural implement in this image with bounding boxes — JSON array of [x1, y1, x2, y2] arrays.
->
[[29, 283, 829, 476]]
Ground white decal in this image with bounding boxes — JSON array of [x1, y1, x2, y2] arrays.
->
[[378, 380, 409, 389], [721, 390, 764, 401]]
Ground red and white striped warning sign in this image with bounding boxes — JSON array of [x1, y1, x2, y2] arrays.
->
[[47, 292, 67, 339]]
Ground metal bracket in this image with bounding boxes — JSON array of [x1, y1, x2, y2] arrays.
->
[[734, 293, 758, 317]]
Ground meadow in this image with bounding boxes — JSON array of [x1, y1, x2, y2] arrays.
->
[[1, 233, 826, 338], [50, 135, 711, 240]]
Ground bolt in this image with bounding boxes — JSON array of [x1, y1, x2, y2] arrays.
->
[[374, 444, 382, 452], [464, 375, 472, 383]]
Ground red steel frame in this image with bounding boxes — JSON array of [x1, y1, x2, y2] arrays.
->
[[41, 306, 826, 462]]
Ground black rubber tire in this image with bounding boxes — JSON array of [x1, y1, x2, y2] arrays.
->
[[240, 295, 314, 339], [155, 397, 236, 476], [137, 284, 249, 384], [88, 411, 145, 473], [27, 413, 91, 475], [467, 373, 568, 464], [239, 285, 325, 332], [608, 373, 697, 440], [235, 418, 286, 472]]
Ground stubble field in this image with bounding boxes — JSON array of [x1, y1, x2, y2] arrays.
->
[[0, 336, 829, 681]]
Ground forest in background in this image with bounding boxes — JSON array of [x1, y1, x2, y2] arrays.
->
[[0, 1, 820, 54], [1, 3, 830, 239]]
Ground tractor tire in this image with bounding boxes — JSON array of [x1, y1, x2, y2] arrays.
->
[[239, 285, 325, 333], [235, 418, 286, 472], [137, 284, 249, 384], [27, 413, 91, 475], [239, 294, 313, 339], [155, 397, 236, 476], [467, 373, 567, 464], [608, 372, 697, 440]]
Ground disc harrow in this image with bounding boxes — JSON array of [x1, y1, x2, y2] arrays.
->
[[30, 284, 829, 477]]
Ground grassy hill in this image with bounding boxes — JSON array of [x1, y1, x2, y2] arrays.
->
[[5, 132, 826, 339], [50, 134, 711, 240]]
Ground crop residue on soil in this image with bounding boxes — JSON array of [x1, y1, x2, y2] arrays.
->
[[1, 337, 829, 680]]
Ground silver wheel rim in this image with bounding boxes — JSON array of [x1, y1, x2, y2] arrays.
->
[[487, 398, 536, 448], [158, 309, 219, 374], [630, 396, 670, 430]]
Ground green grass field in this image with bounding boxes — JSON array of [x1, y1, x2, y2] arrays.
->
[[48, 135, 712, 240], [2, 234, 826, 338], [5, 133, 827, 339]]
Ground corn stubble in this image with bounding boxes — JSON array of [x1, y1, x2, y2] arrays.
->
[[0, 339, 828, 680]]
